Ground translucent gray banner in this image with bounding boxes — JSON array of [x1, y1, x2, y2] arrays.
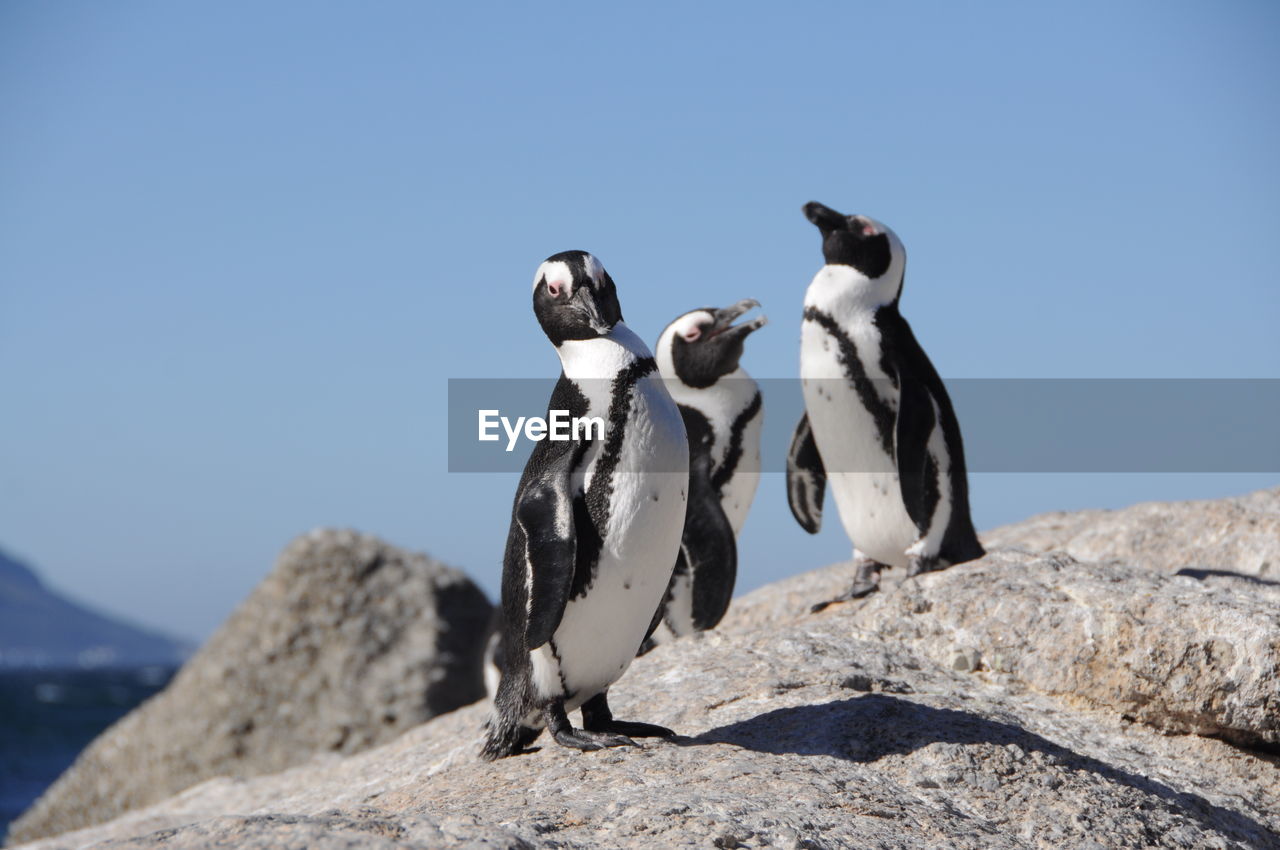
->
[[447, 378, 1280, 473]]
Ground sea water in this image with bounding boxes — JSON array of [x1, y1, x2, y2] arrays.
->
[[0, 666, 177, 841]]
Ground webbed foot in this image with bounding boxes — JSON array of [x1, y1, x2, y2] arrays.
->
[[581, 692, 676, 740], [551, 727, 636, 750], [546, 699, 636, 752], [810, 557, 884, 612], [906, 552, 943, 578], [595, 719, 675, 738]]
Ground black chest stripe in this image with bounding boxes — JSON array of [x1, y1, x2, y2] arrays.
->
[[803, 307, 895, 458], [574, 356, 659, 600], [711, 390, 762, 495]]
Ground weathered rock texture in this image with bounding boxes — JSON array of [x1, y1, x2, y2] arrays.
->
[[725, 546, 1279, 750], [986, 486, 1280, 582], [13, 551, 1280, 850], [8, 530, 492, 846], [853, 552, 1280, 749]]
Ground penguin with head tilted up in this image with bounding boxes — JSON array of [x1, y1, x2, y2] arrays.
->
[[644, 300, 767, 648], [481, 251, 689, 760], [787, 202, 984, 610]]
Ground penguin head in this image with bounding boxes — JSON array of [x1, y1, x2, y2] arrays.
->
[[531, 251, 624, 345], [656, 299, 767, 389], [803, 201, 906, 306]]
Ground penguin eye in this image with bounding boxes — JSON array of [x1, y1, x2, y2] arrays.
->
[[682, 327, 701, 342], [546, 279, 563, 297]]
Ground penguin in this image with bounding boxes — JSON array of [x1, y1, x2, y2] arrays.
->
[[480, 250, 690, 760], [786, 201, 984, 610], [644, 300, 767, 647], [480, 302, 766, 684]]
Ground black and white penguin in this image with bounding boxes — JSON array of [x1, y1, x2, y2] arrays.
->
[[481, 250, 689, 760], [787, 202, 984, 609], [644, 300, 767, 646]]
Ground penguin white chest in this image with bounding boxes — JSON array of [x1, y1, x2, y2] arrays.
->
[[533, 372, 688, 709], [716, 407, 762, 536], [799, 317, 918, 568]]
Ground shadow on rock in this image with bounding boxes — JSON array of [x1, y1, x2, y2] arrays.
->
[[1175, 567, 1280, 588], [689, 694, 1269, 846]]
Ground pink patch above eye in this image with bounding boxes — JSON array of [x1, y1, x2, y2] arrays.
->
[[683, 329, 701, 341], [547, 281, 562, 296], [862, 225, 877, 236]]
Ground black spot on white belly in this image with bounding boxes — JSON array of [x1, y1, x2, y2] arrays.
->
[[804, 307, 895, 456]]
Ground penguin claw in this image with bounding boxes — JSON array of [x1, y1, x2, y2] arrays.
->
[[594, 720, 675, 739], [585, 730, 639, 748], [809, 579, 880, 613], [549, 728, 609, 751]]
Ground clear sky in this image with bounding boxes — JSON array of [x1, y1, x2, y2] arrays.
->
[[2, 1, 1277, 642]]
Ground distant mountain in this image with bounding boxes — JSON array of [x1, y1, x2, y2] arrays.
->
[[0, 548, 192, 669]]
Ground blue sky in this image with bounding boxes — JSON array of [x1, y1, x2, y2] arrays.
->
[[2, 1, 1277, 641]]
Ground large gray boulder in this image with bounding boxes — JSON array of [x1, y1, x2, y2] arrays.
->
[[725, 549, 1279, 750], [7, 530, 492, 846], [847, 551, 1280, 749], [985, 486, 1280, 584], [12, 551, 1280, 850]]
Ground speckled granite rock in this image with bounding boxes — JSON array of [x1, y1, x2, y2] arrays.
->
[[8, 530, 492, 846], [12, 557, 1280, 850], [845, 551, 1280, 749], [985, 486, 1280, 584]]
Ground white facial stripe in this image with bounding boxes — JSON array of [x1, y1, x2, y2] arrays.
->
[[676, 310, 713, 340], [532, 260, 574, 296], [656, 310, 710, 377], [581, 253, 604, 286], [864, 217, 905, 268]]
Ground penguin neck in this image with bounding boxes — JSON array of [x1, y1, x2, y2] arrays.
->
[[555, 321, 655, 381], [805, 264, 901, 321], [664, 366, 758, 419]]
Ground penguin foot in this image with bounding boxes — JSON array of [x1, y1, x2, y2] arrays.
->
[[545, 697, 640, 753], [906, 553, 942, 578], [810, 558, 883, 612], [592, 719, 676, 739], [550, 726, 636, 751], [580, 692, 676, 740], [809, 582, 878, 613]]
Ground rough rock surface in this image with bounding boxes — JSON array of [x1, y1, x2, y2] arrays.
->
[[986, 487, 1280, 592], [725, 547, 1279, 750], [857, 552, 1279, 749], [8, 530, 492, 846], [13, 553, 1280, 850]]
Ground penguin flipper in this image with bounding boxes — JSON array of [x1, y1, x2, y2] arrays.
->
[[684, 453, 738, 631], [786, 413, 826, 533], [517, 479, 577, 650], [894, 373, 939, 536]]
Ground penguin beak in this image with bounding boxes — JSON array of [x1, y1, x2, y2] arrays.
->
[[708, 299, 768, 341], [803, 201, 847, 237]]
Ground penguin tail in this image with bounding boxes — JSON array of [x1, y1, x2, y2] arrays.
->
[[480, 711, 540, 761]]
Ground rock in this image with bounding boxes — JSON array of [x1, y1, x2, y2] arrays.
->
[[844, 551, 1280, 750], [7, 530, 492, 846], [985, 486, 1280, 584], [11, 555, 1280, 850]]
